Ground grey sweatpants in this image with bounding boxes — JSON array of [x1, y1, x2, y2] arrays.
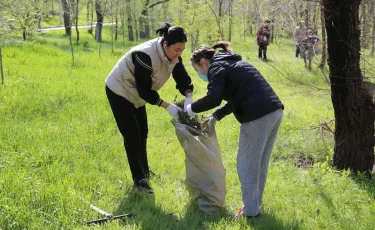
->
[[237, 109, 283, 216]]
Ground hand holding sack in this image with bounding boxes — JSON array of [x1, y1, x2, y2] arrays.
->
[[184, 97, 193, 111], [185, 104, 195, 119], [167, 103, 182, 117]]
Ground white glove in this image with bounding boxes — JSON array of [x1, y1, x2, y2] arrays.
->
[[184, 97, 193, 111], [166, 103, 182, 117], [185, 104, 195, 119]]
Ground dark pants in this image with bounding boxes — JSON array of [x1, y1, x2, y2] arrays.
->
[[296, 44, 301, 58], [258, 44, 267, 59], [106, 86, 150, 183]]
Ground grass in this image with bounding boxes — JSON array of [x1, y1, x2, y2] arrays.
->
[[0, 28, 375, 229]]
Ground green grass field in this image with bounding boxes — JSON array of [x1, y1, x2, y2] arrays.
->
[[1, 27, 375, 229]]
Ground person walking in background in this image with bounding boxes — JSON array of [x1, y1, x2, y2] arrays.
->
[[256, 19, 271, 60], [105, 22, 194, 195], [301, 29, 321, 70], [186, 41, 284, 219], [294, 20, 308, 58]]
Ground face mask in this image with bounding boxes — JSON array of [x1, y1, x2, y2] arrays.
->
[[198, 72, 208, 82]]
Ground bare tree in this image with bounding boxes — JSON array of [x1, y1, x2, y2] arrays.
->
[[370, 0, 375, 56], [61, 0, 71, 35], [95, 0, 104, 42], [0, 48, 4, 85], [139, 0, 169, 39], [323, 0, 374, 173], [228, 0, 233, 41], [319, 0, 327, 69], [75, 0, 80, 44]]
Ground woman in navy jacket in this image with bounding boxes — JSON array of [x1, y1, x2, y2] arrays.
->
[[185, 42, 283, 218]]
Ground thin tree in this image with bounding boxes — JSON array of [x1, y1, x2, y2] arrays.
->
[[127, 0, 134, 41], [323, 0, 374, 173], [62, 0, 71, 35], [228, 0, 233, 41], [139, 0, 169, 39], [371, 0, 375, 56], [75, 0, 80, 46], [319, 1, 327, 69], [95, 0, 104, 42], [0, 48, 4, 85]]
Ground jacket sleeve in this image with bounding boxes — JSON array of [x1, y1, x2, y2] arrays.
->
[[172, 57, 194, 96], [191, 62, 227, 113], [212, 101, 233, 121], [132, 52, 163, 106]]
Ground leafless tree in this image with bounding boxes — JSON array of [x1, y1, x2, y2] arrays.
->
[[323, 0, 374, 173]]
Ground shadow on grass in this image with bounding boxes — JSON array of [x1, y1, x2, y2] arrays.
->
[[245, 212, 301, 230], [350, 170, 375, 200], [109, 186, 301, 229], [112, 187, 231, 229]]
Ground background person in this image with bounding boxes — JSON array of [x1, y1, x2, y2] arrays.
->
[[186, 41, 284, 218], [294, 20, 308, 58], [301, 29, 321, 70], [105, 22, 194, 195], [256, 19, 271, 60]]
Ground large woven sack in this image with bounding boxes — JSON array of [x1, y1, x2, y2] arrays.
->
[[171, 118, 226, 213]]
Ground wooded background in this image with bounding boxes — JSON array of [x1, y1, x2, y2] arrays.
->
[[1, 0, 374, 54], [1, 0, 375, 173]]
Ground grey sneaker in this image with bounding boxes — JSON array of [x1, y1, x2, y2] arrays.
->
[[134, 179, 154, 195]]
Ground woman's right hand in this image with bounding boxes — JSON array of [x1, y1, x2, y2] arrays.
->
[[166, 103, 182, 117]]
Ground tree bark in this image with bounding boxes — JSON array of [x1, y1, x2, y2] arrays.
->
[[371, 1, 375, 56], [95, 0, 103, 42], [0, 48, 4, 85], [228, 0, 233, 41], [115, 0, 119, 41], [323, 0, 374, 172], [59, 0, 63, 25], [319, 1, 327, 70], [361, 0, 369, 49], [127, 0, 134, 41], [75, 0, 80, 43], [61, 0, 71, 35]]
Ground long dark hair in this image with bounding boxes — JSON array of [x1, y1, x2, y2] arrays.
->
[[155, 22, 187, 46], [190, 41, 232, 64]]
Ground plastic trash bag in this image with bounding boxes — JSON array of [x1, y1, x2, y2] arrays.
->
[[171, 117, 226, 213]]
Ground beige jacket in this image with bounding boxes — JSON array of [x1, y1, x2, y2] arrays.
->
[[105, 37, 179, 108]]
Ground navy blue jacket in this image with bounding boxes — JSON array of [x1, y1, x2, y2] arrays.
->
[[191, 51, 284, 123]]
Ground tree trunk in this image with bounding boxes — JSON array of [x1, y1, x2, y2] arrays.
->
[[319, 1, 327, 70], [23, 28, 27, 40], [361, 0, 369, 49], [127, 0, 134, 41], [59, 0, 63, 25], [75, 0, 80, 43], [371, 1, 375, 56], [115, 0, 119, 41], [95, 0, 103, 42], [139, 0, 150, 39], [228, 0, 233, 41], [139, 0, 169, 39], [62, 0, 71, 35], [323, 0, 374, 173], [0, 48, 4, 85], [87, 0, 90, 23]]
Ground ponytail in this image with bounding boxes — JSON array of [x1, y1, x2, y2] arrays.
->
[[155, 22, 173, 37], [191, 41, 232, 64], [212, 41, 232, 51], [155, 22, 187, 46]]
